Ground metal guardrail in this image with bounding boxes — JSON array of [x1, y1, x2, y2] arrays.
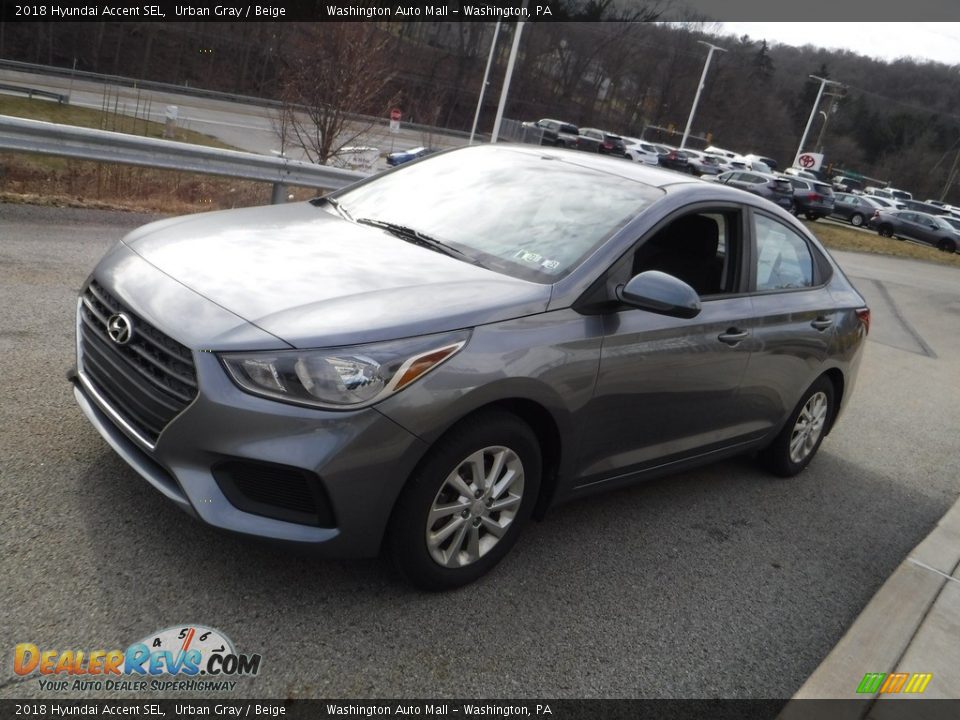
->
[[0, 58, 477, 142], [0, 82, 67, 104], [0, 114, 366, 203]]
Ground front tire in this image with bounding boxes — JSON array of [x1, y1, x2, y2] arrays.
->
[[387, 411, 541, 591], [760, 376, 835, 478]]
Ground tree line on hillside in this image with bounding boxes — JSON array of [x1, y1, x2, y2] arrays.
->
[[2, 17, 959, 201]]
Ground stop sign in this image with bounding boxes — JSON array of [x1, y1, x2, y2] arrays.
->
[[390, 108, 401, 122]]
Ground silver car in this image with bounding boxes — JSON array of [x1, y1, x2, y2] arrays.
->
[[71, 145, 869, 590]]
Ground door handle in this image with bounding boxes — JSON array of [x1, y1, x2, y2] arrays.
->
[[718, 329, 750, 345], [811, 317, 834, 331]]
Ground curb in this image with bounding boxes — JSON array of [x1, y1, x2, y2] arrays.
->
[[779, 497, 960, 716]]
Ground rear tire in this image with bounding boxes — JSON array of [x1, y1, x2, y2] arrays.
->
[[387, 411, 541, 591], [805, 212, 820, 221], [851, 213, 864, 227], [759, 376, 835, 478]]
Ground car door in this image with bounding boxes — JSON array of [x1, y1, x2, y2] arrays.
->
[[913, 214, 942, 246], [897, 212, 923, 241], [575, 207, 758, 487], [738, 210, 838, 436]]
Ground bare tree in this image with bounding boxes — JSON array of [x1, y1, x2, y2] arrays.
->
[[278, 24, 398, 165]]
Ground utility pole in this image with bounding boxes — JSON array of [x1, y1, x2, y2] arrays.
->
[[815, 90, 844, 154], [491, 2, 528, 144], [469, 22, 502, 145], [680, 41, 726, 150], [795, 74, 843, 166], [940, 148, 960, 202]]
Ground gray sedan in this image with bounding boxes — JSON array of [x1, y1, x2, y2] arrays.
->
[[831, 192, 885, 227], [71, 145, 869, 590], [869, 209, 959, 252], [713, 170, 795, 211]]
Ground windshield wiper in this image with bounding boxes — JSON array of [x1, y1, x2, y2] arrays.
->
[[355, 217, 485, 267], [323, 196, 354, 222]]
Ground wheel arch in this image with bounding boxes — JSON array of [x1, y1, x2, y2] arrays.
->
[[822, 367, 845, 435], [379, 393, 570, 557]]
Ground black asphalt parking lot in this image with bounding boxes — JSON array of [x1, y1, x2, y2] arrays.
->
[[2, 203, 959, 700]]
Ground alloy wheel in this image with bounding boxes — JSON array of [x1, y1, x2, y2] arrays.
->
[[789, 391, 829, 464], [425, 446, 525, 568]]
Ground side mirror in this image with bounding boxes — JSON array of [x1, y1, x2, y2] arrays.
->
[[617, 271, 702, 319]]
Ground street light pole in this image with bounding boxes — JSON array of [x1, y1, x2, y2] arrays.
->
[[469, 22, 502, 145], [795, 74, 841, 166], [491, 2, 528, 144], [680, 41, 725, 149]]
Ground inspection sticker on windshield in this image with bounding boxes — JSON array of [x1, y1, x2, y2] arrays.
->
[[515, 250, 561, 271], [514, 250, 543, 263]]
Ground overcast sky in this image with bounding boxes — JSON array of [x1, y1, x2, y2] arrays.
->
[[714, 23, 960, 65]]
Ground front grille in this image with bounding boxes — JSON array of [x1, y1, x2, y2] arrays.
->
[[79, 280, 197, 444], [213, 460, 336, 527]]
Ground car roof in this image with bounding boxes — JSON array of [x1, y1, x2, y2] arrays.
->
[[462, 143, 705, 190]]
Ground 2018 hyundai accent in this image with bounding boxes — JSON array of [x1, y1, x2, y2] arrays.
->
[[71, 145, 869, 590]]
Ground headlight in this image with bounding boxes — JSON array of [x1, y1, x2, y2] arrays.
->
[[219, 331, 469, 410]]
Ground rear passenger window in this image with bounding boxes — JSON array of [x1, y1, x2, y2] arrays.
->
[[753, 216, 814, 291]]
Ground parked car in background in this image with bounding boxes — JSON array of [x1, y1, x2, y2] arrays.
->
[[71, 143, 869, 590], [863, 189, 904, 208], [832, 176, 865, 194], [621, 137, 661, 165], [782, 176, 835, 220], [940, 215, 960, 235], [706, 153, 748, 173], [868, 209, 959, 252], [784, 167, 820, 182], [831, 193, 885, 227], [864, 196, 898, 210], [682, 149, 724, 176], [743, 154, 779, 172], [522, 118, 581, 148], [899, 199, 950, 216], [704, 146, 741, 161], [657, 146, 692, 173], [386, 147, 437, 166], [579, 128, 628, 157], [714, 170, 794, 211]]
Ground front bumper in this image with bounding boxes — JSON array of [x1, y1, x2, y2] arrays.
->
[[72, 310, 429, 559]]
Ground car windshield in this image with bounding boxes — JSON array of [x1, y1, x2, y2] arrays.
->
[[334, 147, 662, 283], [942, 217, 960, 231]]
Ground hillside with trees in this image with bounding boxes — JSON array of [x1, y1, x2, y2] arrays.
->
[[2, 17, 958, 200]]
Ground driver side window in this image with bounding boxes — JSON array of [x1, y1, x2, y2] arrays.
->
[[632, 212, 740, 297]]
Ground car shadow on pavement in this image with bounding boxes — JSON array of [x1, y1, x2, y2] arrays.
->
[[56, 440, 950, 698]]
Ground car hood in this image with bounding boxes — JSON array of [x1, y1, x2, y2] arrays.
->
[[122, 202, 551, 348]]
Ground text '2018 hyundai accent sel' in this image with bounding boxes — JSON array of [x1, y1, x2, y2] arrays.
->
[[71, 145, 869, 590]]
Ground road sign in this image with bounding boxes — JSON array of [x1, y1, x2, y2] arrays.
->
[[795, 152, 823, 171], [389, 108, 401, 134]]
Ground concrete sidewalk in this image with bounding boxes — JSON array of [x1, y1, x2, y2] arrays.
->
[[780, 495, 960, 716]]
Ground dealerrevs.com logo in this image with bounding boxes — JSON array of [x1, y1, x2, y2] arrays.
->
[[14, 625, 262, 692]]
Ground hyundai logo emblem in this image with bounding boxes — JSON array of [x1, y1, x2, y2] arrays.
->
[[107, 312, 134, 345]]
